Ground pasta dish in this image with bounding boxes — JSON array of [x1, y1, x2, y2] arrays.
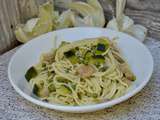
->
[[25, 37, 136, 106]]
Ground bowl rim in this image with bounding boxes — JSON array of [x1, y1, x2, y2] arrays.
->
[[8, 27, 154, 113]]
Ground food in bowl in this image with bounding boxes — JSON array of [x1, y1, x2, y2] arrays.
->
[[25, 37, 136, 106]]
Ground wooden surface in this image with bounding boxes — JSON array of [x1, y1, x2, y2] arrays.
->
[[0, 0, 160, 54], [0, 0, 20, 54]]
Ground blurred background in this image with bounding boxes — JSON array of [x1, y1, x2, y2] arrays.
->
[[0, 0, 159, 54]]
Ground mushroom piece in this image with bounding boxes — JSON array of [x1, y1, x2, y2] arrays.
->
[[119, 63, 136, 81], [76, 64, 95, 78]]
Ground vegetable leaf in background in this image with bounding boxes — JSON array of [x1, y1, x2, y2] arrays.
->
[[15, 0, 147, 43], [68, 0, 105, 27], [15, 1, 54, 43], [107, 0, 147, 42]]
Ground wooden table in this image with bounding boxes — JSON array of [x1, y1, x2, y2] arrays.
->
[[0, 37, 160, 120]]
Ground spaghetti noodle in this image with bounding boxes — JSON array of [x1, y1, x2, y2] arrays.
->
[[25, 37, 136, 105]]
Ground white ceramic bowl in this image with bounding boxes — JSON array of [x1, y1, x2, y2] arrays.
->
[[8, 27, 153, 113]]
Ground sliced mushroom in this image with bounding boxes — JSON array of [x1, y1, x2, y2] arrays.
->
[[122, 77, 132, 86], [119, 63, 136, 81], [76, 64, 95, 78], [40, 50, 56, 63]]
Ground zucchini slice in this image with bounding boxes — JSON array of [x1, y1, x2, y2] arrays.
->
[[25, 66, 37, 82]]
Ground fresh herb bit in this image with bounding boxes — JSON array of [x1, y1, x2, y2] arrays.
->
[[25, 66, 37, 82], [33, 84, 39, 96], [48, 84, 56, 92]]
